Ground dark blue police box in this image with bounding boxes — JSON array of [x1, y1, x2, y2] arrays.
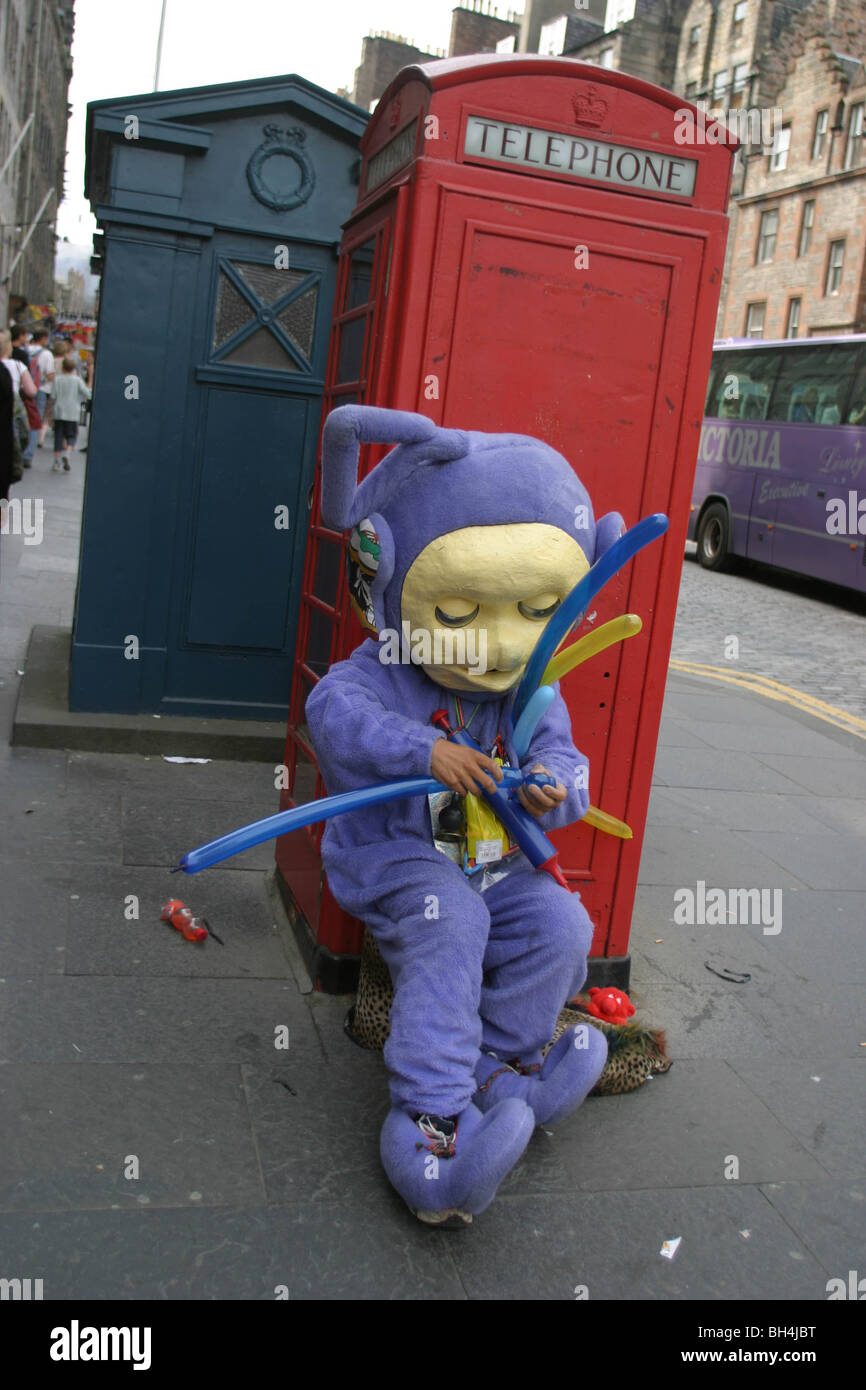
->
[[71, 75, 367, 718]]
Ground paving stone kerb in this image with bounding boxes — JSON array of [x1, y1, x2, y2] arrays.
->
[[12, 626, 285, 761]]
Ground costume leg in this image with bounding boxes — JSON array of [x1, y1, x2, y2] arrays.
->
[[366, 857, 535, 1222], [472, 864, 607, 1125], [364, 857, 491, 1117], [478, 863, 594, 1061]]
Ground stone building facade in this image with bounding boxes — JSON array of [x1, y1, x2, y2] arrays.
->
[[564, 0, 693, 89], [0, 0, 75, 325], [449, 2, 522, 57], [352, 35, 440, 112], [351, 6, 522, 112], [719, 18, 866, 337]]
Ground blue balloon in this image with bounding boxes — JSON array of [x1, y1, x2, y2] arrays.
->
[[512, 685, 555, 762], [513, 513, 669, 724], [179, 768, 549, 873]]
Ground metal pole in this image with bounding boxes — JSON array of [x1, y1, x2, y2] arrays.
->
[[2, 187, 55, 286], [153, 0, 168, 91], [0, 113, 35, 185]]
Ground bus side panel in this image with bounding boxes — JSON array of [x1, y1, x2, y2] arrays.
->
[[769, 422, 866, 590], [690, 420, 759, 560]]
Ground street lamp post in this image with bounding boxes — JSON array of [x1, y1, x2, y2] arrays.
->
[[153, 0, 168, 92]]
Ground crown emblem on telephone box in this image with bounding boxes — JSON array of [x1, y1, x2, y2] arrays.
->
[[571, 87, 609, 128]]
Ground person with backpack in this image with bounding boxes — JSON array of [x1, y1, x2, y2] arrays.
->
[[1, 329, 38, 475], [0, 343, 15, 506], [29, 327, 55, 448]]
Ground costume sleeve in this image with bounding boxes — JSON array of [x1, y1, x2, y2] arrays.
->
[[520, 685, 589, 831], [306, 659, 443, 790]]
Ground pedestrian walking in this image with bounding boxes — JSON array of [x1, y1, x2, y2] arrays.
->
[[0, 344, 15, 505], [29, 327, 55, 448], [50, 355, 91, 472], [1, 328, 38, 470]]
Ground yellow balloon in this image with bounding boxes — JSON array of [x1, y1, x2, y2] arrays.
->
[[583, 805, 633, 839], [541, 614, 642, 686]]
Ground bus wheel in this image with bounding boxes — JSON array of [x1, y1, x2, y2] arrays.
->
[[697, 503, 732, 572]]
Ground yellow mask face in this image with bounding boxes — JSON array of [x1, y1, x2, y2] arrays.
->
[[400, 524, 590, 694]]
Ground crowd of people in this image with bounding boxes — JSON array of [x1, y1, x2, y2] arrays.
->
[[1, 323, 93, 503]]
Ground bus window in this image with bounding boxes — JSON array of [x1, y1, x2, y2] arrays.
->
[[768, 344, 860, 424], [707, 349, 781, 419], [846, 348, 866, 425]]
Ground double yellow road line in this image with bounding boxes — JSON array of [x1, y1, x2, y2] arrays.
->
[[668, 659, 866, 742]]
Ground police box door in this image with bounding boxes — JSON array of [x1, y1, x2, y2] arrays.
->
[[164, 234, 336, 720]]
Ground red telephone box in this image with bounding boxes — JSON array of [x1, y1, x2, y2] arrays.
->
[[275, 53, 736, 991]]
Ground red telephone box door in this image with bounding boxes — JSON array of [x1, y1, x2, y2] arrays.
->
[[420, 189, 705, 956]]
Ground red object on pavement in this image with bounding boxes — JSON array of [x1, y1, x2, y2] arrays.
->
[[583, 986, 636, 1027], [160, 900, 208, 943]]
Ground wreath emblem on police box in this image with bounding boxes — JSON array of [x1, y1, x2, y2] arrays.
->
[[246, 124, 315, 211]]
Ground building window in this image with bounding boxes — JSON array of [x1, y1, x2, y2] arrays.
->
[[745, 303, 765, 338], [798, 199, 815, 256], [539, 15, 567, 55], [770, 125, 791, 171], [811, 109, 829, 161], [756, 209, 779, 263], [732, 2, 747, 37], [600, 47, 614, 68], [825, 239, 845, 296], [689, 25, 701, 50], [844, 103, 864, 170], [713, 70, 729, 100], [732, 63, 748, 94], [786, 298, 801, 339]]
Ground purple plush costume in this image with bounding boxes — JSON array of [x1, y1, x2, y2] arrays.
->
[[306, 407, 623, 1129]]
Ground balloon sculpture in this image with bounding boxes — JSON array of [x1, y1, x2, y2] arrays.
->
[[180, 406, 667, 1227]]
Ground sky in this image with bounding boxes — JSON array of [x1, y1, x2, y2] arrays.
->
[[57, 0, 463, 245]]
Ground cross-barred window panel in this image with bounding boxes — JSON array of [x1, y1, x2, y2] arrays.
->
[[277, 285, 318, 358], [211, 259, 320, 371], [234, 260, 306, 306], [222, 326, 299, 371], [213, 274, 256, 350]]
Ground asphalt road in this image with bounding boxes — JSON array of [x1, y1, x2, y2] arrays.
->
[[672, 549, 866, 720]]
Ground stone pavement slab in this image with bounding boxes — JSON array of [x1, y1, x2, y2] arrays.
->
[[0, 976, 321, 1063], [0, 785, 123, 862], [121, 794, 277, 871], [727, 1060, 866, 1182], [740, 831, 866, 891], [58, 862, 293, 980], [759, 1181, 866, 1278], [447, 1186, 827, 1300], [644, 784, 827, 834], [0, 1064, 264, 1212], [651, 745, 808, 795], [636, 824, 806, 888], [0, 1204, 468, 1300]]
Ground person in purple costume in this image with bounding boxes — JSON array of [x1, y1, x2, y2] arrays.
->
[[306, 405, 624, 1227]]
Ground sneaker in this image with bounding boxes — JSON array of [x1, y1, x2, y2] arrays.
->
[[22, 459, 32, 468], [413, 1113, 458, 1158], [62, 456, 70, 471], [52, 462, 62, 472]]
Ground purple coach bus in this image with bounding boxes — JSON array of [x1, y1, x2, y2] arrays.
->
[[688, 334, 866, 592]]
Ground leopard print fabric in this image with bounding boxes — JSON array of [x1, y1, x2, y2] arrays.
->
[[345, 932, 672, 1096]]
